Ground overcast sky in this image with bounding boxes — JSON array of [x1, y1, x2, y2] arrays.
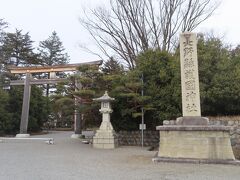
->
[[0, 0, 239, 63]]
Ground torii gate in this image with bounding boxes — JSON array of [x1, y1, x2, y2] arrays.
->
[[8, 60, 103, 138]]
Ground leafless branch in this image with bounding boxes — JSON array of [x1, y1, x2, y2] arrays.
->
[[79, 0, 220, 69]]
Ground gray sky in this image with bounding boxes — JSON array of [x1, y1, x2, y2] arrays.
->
[[0, 0, 239, 63]]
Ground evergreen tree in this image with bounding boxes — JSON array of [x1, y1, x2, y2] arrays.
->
[[28, 86, 50, 131], [101, 57, 124, 75], [109, 50, 181, 130], [0, 89, 12, 134], [0, 29, 38, 67], [38, 31, 69, 96], [50, 95, 75, 128], [0, 29, 38, 95], [7, 86, 49, 133], [49, 64, 103, 129], [197, 35, 240, 115], [38, 31, 69, 66], [101, 58, 125, 91], [0, 19, 8, 43], [0, 19, 8, 87], [73, 65, 103, 129]]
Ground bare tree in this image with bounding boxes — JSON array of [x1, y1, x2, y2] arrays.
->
[[80, 0, 219, 69]]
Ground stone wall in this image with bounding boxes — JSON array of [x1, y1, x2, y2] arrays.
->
[[208, 119, 240, 146], [118, 131, 159, 147]]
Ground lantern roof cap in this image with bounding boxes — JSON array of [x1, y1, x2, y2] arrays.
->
[[93, 91, 115, 102]]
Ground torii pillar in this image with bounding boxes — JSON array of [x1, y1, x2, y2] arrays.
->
[[71, 75, 82, 138], [16, 73, 31, 138]]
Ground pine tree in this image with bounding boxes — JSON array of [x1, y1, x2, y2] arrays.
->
[[38, 31, 69, 96], [0, 88, 12, 134], [101, 57, 124, 75], [0, 19, 8, 89], [0, 29, 38, 67], [0, 29, 38, 92], [38, 31, 69, 66], [0, 19, 8, 43]]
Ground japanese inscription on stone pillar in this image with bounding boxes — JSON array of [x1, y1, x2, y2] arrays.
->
[[180, 32, 201, 116]]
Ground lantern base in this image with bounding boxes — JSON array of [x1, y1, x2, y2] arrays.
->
[[93, 132, 118, 149], [93, 120, 118, 149]]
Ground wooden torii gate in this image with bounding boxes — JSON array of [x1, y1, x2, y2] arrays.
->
[[8, 60, 103, 138]]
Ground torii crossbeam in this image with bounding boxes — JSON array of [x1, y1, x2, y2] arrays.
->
[[8, 60, 102, 138]]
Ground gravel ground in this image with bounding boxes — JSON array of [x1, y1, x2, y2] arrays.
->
[[0, 131, 240, 180]]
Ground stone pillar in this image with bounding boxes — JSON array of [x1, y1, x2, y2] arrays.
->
[[16, 73, 31, 138], [176, 32, 208, 125], [71, 75, 82, 138], [180, 33, 201, 116], [92, 91, 118, 149]]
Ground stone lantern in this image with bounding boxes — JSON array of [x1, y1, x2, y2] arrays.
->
[[92, 91, 118, 149]]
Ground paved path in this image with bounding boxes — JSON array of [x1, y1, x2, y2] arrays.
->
[[0, 131, 240, 180]]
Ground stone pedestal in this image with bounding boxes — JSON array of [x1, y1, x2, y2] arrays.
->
[[156, 125, 235, 160], [93, 114, 118, 149], [153, 119, 239, 164]]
